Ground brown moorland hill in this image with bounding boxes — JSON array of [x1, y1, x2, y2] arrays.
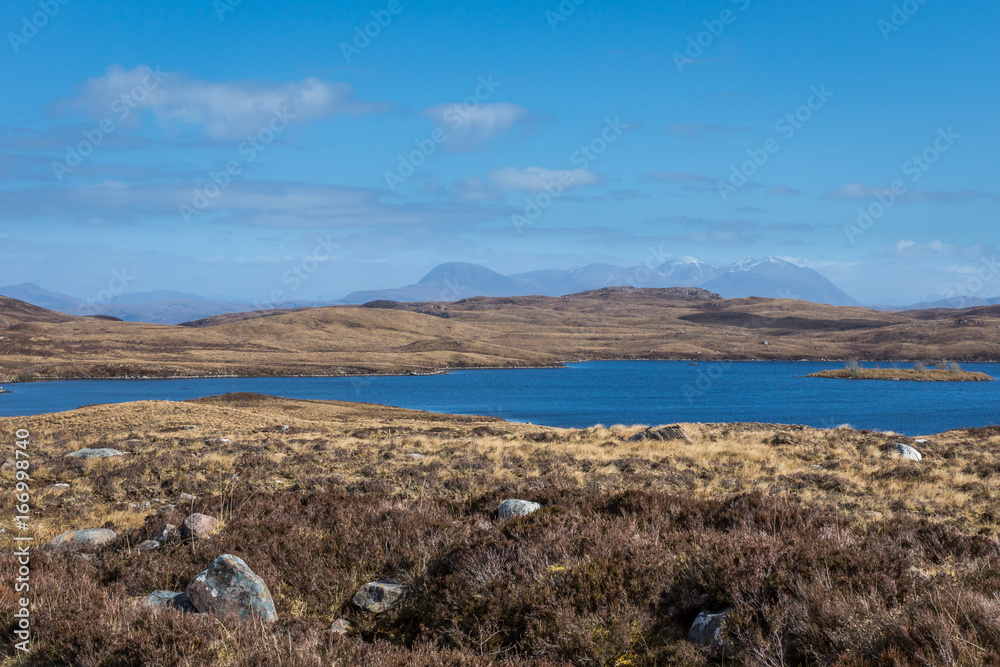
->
[[3, 394, 1000, 664], [2, 288, 999, 381]]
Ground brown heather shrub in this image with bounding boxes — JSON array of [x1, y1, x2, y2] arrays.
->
[[5, 489, 1000, 665]]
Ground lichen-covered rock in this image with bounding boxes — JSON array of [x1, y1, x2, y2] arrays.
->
[[180, 514, 219, 540], [689, 608, 730, 649], [352, 579, 410, 613], [44, 528, 117, 554], [186, 554, 277, 623], [628, 425, 691, 443], [498, 499, 541, 519], [894, 443, 923, 461], [65, 448, 124, 459], [140, 590, 197, 614]]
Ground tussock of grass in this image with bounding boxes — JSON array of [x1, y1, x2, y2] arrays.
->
[[2, 393, 1000, 665]]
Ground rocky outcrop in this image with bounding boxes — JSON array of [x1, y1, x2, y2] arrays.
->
[[65, 448, 124, 459], [628, 425, 691, 443]]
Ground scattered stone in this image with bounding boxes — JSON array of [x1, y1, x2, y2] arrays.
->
[[628, 425, 692, 443], [140, 590, 197, 614], [179, 493, 197, 502], [279, 425, 290, 433], [136, 540, 161, 553], [186, 554, 278, 623], [909, 566, 931, 580], [158, 504, 176, 514], [768, 432, 799, 446], [894, 443, 923, 461], [328, 618, 352, 635], [65, 448, 124, 459], [155, 524, 179, 544], [180, 514, 219, 541], [1, 458, 15, 472], [404, 453, 425, 461], [498, 499, 541, 519], [181, 426, 197, 431], [205, 438, 232, 445], [126, 439, 143, 446], [689, 608, 730, 649], [44, 528, 117, 554], [352, 579, 410, 613]]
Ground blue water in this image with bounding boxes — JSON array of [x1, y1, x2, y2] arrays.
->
[[1, 361, 998, 435]]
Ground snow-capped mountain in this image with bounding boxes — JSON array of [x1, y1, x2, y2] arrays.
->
[[341, 257, 859, 306]]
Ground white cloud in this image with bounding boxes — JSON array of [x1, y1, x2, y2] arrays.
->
[[423, 102, 531, 152], [66, 65, 385, 139]]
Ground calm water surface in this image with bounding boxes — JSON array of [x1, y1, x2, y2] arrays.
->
[[1, 361, 998, 435]]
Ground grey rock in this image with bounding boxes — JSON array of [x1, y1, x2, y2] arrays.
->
[[689, 608, 730, 649], [180, 513, 219, 540], [179, 493, 197, 502], [328, 618, 352, 635], [155, 523, 179, 544], [894, 443, 923, 461], [1, 458, 14, 472], [498, 499, 541, 519], [65, 448, 124, 459], [137, 540, 161, 553], [628, 425, 692, 443], [181, 426, 197, 431], [404, 453, 426, 461], [186, 554, 278, 623], [279, 425, 290, 433], [44, 528, 117, 554], [352, 579, 410, 613], [140, 590, 197, 614]]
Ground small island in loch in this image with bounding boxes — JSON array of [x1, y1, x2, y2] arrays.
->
[[808, 363, 995, 382]]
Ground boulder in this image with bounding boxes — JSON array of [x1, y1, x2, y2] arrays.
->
[[140, 590, 197, 614], [628, 425, 691, 443], [44, 528, 117, 554], [180, 514, 219, 540], [352, 579, 410, 613], [186, 554, 278, 623], [65, 448, 124, 459], [498, 499, 541, 519], [894, 443, 923, 461], [689, 608, 730, 649]]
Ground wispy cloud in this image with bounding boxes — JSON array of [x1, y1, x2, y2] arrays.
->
[[63, 65, 386, 139], [450, 166, 603, 200], [423, 102, 532, 152], [826, 183, 993, 204]]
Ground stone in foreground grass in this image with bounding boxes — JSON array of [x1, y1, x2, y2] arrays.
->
[[186, 554, 278, 623]]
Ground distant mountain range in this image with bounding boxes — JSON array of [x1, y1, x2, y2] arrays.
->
[[343, 257, 863, 307], [0, 283, 324, 325], [4, 258, 994, 324]]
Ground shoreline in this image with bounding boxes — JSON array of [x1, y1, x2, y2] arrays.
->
[[5, 357, 1000, 384]]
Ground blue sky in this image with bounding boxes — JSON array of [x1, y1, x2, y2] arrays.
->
[[0, 0, 997, 305]]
